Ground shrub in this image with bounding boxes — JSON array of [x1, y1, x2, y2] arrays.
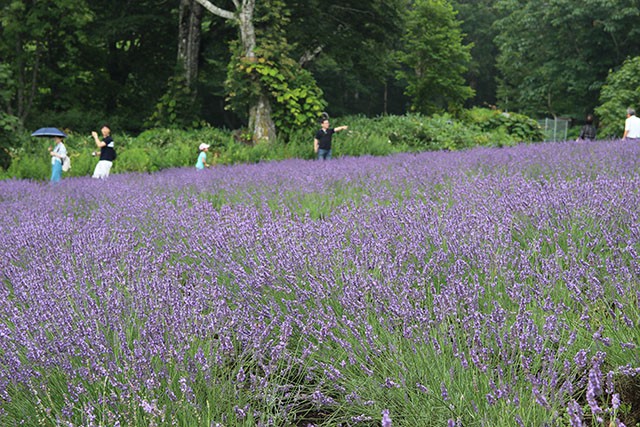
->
[[1, 110, 546, 180], [595, 56, 640, 138], [464, 107, 545, 143]]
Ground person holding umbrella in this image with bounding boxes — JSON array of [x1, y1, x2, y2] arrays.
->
[[31, 127, 68, 183], [48, 136, 67, 183]]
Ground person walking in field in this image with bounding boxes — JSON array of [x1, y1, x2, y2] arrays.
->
[[91, 124, 116, 178], [196, 143, 210, 170], [313, 118, 348, 160], [623, 108, 640, 141], [48, 136, 67, 183], [577, 114, 597, 141]]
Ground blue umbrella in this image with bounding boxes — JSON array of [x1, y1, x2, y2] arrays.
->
[[31, 127, 67, 138]]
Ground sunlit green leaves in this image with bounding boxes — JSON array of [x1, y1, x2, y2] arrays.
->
[[494, 0, 640, 118], [396, 0, 474, 115], [595, 56, 640, 137]]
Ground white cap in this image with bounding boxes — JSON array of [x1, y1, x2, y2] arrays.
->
[[199, 143, 210, 151]]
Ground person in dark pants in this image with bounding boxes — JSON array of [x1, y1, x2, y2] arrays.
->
[[313, 118, 348, 160], [577, 114, 597, 141]]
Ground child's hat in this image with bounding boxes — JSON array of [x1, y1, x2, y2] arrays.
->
[[199, 143, 210, 151]]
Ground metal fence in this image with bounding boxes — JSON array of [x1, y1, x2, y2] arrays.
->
[[537, 117, 571, 142]]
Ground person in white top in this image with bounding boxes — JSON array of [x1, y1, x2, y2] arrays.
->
[[623, 108, 640, 140], [48, 136, 67, 183]]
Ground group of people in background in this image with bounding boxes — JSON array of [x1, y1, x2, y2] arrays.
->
[[193, 116, 350, 170], [47, 109, 639, 182], [577, 107, 640, 142], [48, 124, 114, 183]]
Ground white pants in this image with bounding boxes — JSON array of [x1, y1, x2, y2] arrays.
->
[[92, 160, 113, 179]]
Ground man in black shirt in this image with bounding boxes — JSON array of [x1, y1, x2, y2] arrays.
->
[[91, 124, 116, 178], [313, 118, 348, 160]]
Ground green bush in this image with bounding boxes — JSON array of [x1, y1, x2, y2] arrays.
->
[[116, 146, 153, 173], [464, 107, 545, 143], [595, 56, 640, 138], [1, 110, 547, 180]]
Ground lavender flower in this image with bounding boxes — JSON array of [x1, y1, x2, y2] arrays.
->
[[381, 408, 392, 427], [2, 140, 640, 425], [566, 400, 583, 427]]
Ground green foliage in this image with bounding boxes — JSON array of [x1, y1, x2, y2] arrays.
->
[[494, 0, 640, 118], [289, 0, 407, 117], [34, 108, 109, 135], [146, 75, 201, 129], [595, 56, 640, 138], [345, 110, 543, 154], [0, 63, 21, 169], [1, 0, 638, 135], [223, 1, 326, 138], [464, 108, 545, 143], [396, 0, 474, 115], [451, 0, 500, 107], [228, 55, 326, 135], [0, 111, 546, 180]]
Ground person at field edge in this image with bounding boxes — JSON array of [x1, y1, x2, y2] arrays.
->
[[314, 118, 348, 160], [196, 143, 210, 170], [623, 108, 640, 141], [48, 136, 67, 183], [91, 124, 116, 178], [577, 114, 597, 141]]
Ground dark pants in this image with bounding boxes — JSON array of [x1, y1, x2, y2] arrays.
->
[[317, 148, 332, 160]]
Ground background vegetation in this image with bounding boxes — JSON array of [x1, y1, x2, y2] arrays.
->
[[0, 109, 544, 180], [1, 0, 639, 176]]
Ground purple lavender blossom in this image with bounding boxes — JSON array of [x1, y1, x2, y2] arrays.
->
[[2, 140, 640, 424], [381, 408, 392, 427], [567, 400, 583, 427]]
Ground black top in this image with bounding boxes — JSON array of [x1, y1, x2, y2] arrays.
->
[[315, 128, 336, 150], [579, 124, 597, 140], [100, 135, 116, 161]]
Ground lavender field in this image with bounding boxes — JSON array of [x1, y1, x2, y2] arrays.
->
[[1, 140, 639, 426]]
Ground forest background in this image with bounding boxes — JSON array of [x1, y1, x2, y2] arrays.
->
[[1, 0, 640, 177]]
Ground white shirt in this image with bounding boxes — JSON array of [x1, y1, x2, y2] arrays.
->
[[51, 142, 67, 165], [625, 114, 640, 139]]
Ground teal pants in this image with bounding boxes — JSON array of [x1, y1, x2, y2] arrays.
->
[[51, 160, 62, 182]]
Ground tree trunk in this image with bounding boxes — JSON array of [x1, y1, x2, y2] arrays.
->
[[236, 0, 275, 142], [177, 0, 203, 89], [192, 0, 276, 142], [249, 93, 276, 143]]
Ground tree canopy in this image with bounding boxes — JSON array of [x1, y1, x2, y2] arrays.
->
[[493, 0, 640, 118], [1, 0, 640, 142], [595, 56, 640, 137], [396, 0, 473, 115]]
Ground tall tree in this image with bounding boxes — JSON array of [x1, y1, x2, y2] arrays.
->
[[178, 0, 204, 88], [595, 56, 640, 137], [451, 0, 500, 108], [192, 0, 327, 141], [396, 0, 474, 115], [0, 0, 94, 128], [193, 0, 276, 141], [285, 0, 407, 116], [494, 0, 640, 118], [147, 0, 205, 129]]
